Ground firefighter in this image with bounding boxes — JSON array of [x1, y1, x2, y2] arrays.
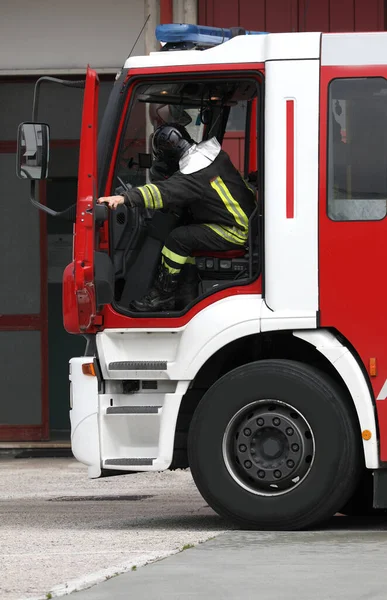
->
[[98, 123, 256, 312], [148, 104, 192, 182]]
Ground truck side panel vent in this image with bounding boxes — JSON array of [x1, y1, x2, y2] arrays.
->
[[106, 406, 160, 414], [109, 361, 167, 370]]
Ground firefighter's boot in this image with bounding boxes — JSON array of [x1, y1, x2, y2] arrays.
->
[[175, 263, 199, 310], [130, 264, 179, 312]]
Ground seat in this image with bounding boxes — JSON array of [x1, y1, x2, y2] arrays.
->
[[192, 249, 246, 259]]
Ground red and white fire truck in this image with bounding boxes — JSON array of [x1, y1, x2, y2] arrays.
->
[[17, 24, 387, 529]]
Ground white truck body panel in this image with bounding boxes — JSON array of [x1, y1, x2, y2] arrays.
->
[[264, 59, 320, 313]]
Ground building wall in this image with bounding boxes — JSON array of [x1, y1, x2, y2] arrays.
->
[[0, 0, 146, 442], [0, 0, 145, 73]]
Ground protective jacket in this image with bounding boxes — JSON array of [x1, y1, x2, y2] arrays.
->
[[122, 139, 256, 246]]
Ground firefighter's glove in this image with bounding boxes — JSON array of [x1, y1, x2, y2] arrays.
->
[[98, 189, 143, 209], [98, 191, 141, 209]]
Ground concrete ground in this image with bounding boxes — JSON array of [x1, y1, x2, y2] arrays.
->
[[3, 457, 387, 600], [0, 457, 227, 600], [71, 524, 387, 600]]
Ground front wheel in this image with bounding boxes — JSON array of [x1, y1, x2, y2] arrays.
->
[[188, 360, 362, 530]]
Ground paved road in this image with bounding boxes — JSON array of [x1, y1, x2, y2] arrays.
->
[[71, 521, 387, 600], [0, 458, 227, 600], [2, 457, 387, 600]]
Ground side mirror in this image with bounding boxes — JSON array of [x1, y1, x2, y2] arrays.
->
[[16, 122, 50, 180]]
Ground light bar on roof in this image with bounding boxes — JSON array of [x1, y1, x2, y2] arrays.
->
[[155, 24, 268, 48]]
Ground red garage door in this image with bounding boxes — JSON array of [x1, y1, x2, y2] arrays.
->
[[199, 0, 385, 33]]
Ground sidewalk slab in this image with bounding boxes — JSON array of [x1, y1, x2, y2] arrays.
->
[[71, 521, 387, 600]]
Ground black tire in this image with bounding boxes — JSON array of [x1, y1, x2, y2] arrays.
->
[[188, 359, 362, 530]]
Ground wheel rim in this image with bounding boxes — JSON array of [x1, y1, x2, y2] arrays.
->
[[222, 400, 315, 497]]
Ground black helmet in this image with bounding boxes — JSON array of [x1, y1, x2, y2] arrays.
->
[[152, 123, 194, 166]]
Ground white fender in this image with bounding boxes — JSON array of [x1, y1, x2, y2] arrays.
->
[[70, 357, 101, 478], [294, 329, 379, 468]]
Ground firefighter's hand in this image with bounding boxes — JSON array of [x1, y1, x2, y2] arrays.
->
[[97, 195, 125, 210]]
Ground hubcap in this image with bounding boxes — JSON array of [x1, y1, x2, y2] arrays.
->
[[223, 400, 315, 496]]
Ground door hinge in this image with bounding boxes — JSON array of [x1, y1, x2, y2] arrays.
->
[[92, 314, 104, 327]]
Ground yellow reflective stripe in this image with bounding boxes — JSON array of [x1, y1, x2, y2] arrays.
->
[[146, 184, 163, 209], [138, 186, 149, 207], [162, 246, 187, 265], [144, 185, 156, 209], [222, 225, 247, 242], [138, 185, 154, 209], [162, 256, 181, 274], [218, 179, 249, 231], [144, 185, 157, 209], [215, 177, 249, 231], [205, 224, 236, 244], [210, 176, 249, 232], [204, 224, 246, 245], [186, 256, 196, 265]]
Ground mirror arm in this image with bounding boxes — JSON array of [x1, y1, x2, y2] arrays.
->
[[32, 77, 85, 121], [29, 180, 59, 216], [29, 181, 79, 221]]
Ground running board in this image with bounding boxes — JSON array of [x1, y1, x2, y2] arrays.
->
[[105, 458, 155, 466], [106, 406, 161, 415]]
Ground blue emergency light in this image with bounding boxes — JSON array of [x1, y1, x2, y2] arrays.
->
[[156, 23, 268, 49]]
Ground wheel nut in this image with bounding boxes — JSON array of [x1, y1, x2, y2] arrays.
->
[[291, 443, 300, 452], [274, 470, 282, 479], [286, 427, 294, 436], [239, 444, 247, 452], [244, 428, 252, 436], [244, 460, 252, 469], [287, 460, 295, 468], [257, 470, 265, 479], [256, 418, 264, 426], [273, 417, 280, 426]]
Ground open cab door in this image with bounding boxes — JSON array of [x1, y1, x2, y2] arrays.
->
[[63, 67, 101, 334]]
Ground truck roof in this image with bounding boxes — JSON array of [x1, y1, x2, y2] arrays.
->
[[124, 31, 387, 70]]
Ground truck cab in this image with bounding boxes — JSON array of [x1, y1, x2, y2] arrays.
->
[[16, 25, 387, 529]]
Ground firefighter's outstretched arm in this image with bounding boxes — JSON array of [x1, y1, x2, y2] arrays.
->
[[99, 124, 198, 210], [98, 177, 191, 212]]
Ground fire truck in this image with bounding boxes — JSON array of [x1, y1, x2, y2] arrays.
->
[[16, 24, 387, 530]]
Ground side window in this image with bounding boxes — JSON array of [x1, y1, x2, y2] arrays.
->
[[327, 78, 387, 221], [113, 84, 205, 192], [114, 94, 147, 190]]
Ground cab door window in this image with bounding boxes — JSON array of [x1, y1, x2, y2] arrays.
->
[[328, 77, 387, 221]]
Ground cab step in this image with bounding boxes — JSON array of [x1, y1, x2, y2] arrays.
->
[[106, 406, 161, 415], [105, 458, 155, 466]]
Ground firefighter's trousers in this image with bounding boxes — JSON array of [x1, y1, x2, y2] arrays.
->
[[161, 224, 245, 274]]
